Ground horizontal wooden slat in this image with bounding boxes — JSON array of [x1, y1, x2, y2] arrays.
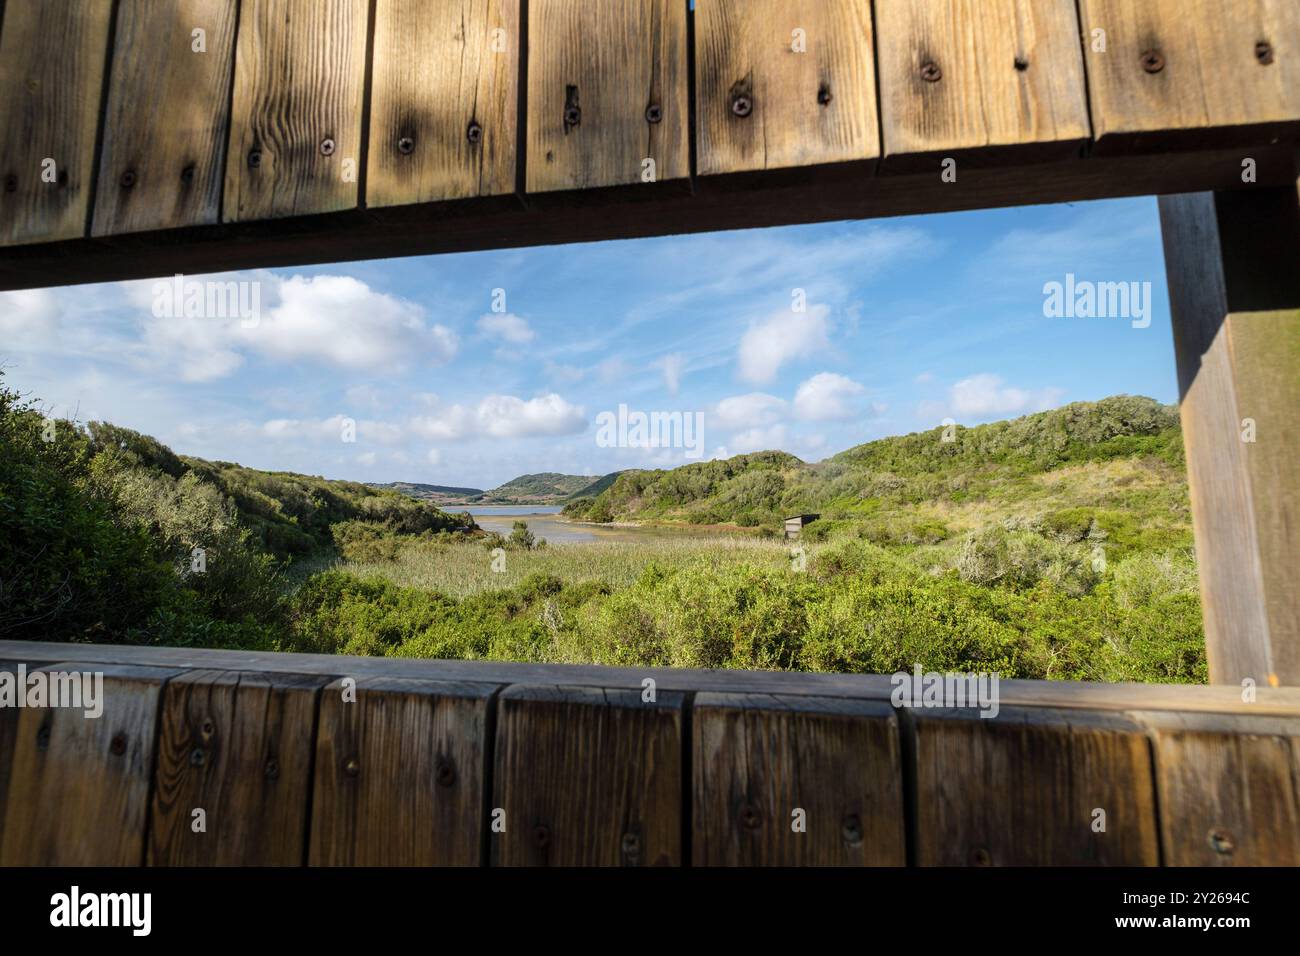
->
[[1081, 0, 1300, 152], [692, 693, 904, 865], [492, 685, 684, 865], [92, 0, 239, 236], [0, 0, 114, 244], [695, 0, 880, 176], [0, 663, 181, 866]]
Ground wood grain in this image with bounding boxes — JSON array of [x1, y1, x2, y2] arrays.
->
[[1081, 0, 1300, 152], [92, 0, 238, 236], [0, 660, 29, 853], [526, 0, 689, 192], [309, 676, 497, 866], [1159, 188, 1300, 686], [911, 707, 1159, 865], [695, 0, 879, 176], [692, 693, 904, 865], [874, 0, 1090, 167], [367, 0, 518, 208], [1137, 710, 1300, 865], [0, 663, 179, 866], [147, 670, 326, 866], [0, 0, 114, 245], [224, 0, 370, 221], [492, 685, 683, 865]]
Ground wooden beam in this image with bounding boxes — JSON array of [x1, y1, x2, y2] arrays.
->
[[1159, 182, 1300, 687]]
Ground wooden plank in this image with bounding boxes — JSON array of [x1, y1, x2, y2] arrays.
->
[[8, 638, 1300, 715], [695, 0, 879, 177], [1159, 187, 1300, 686], [366, 0, 519, 209], [526, 0, 689, 192], [6, 144, 1298, 293], [224, 0, 370, 222], [1138, 711, 1300, 865], [0, 663, 179, 866], [0, 660, 30, 854], [0, 0, 114, 245], [147, 670, 326, 866], [1081, 0, 1300, 153], [309, 676, 496, 866], [910, 707, 1160, 865], [492, 685, 683, 865], [91, 0, 239, 236], [692, 693, 904, 865], [874, 0, 1090, 168]]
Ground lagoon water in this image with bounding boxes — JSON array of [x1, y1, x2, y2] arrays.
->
[[445, 505, 600, 543]]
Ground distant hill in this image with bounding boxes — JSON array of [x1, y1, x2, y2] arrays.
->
[[481, 472, 598, 503], [562, 396, 1190, 552], [370, 481, 484, 506], [565, 471, 624, 502]]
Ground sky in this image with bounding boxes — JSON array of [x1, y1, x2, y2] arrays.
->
[[0, 196, 1176, 491]]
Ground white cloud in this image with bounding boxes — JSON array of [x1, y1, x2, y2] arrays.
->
[[793, 372, 866, 422], [477, 312, 535, 345], [655, 353, 685, 395], [0, 289, 60, 345], [426, 449, 442, 466], [921, 374, 1066, 422], [729, 424, 788, 455], [737, 304, 831, 384], [410, 393, 587, 441], [713, 392, 788, 430]]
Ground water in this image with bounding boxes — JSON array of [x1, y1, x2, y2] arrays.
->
[[445, 505, 599, 543]]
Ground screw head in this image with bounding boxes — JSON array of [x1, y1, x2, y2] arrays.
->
[[343, 756, 360, 777], [645, 104, 663, 124], [180, 164, 196, 185], [1209, 827, 1236, 855], [920, 61, 943, 82], [320, 138, 336, 156], [817, 85, 833, 106], [970, 846, 992, 866], [1255, 41, 1274, 65], [1014, 56, 1030, 72], [533, 824, 551, 848], [564, 106, 582, 127], [841, 814, 864, 846], [621, 832, 641, 856], [740, 802, 761, 830], [109, 733, 127, 757], [3, 174, 17, 193], [119, 170, 136, 189], [189, 747, 206, 767], [247, 149, 262, 169], [731, 94, 753, 117], [264, 757, 280, 780], [435, 760, 456, 787], [397, 136, 415, 154], [1141, 49, 1165, 73], [466, 121, 483, 144]]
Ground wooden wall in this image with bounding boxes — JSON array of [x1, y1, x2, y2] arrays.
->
[[2, 642, 1299, 866], [1, 0, 1298, 286]]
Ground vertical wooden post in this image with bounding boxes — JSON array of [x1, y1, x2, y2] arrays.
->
[[1158, 175, 1300, 688]]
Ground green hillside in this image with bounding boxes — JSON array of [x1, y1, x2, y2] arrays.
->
[[565, 471, 624, 502], [483, 472, 596, 502]]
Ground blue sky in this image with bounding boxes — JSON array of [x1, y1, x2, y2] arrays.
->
[[1, 196, 1175, 490]]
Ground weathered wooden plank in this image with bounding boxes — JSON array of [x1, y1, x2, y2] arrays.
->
[[0, 0, 114, 245], [0, 660, 30, 853], [910, 707, 1160, 865], [492, 685, 683, 865], [147, 670, 326, 866], [1159, 187, 1300, 686], [91, 0, 239, 236], [224, 0, 370, 222], [1081, 0, 1300, 152], [695, 0, 879, 177], [1138, 710, 1300, 865], [874, 0, 1090, 167], [367, 0, 519, 209], [526, 0, 689, 192], [0, 663, 179, 866], [309, 676, 496, 866], [10, 638, 1300, 715], [692, 693, 904, 865]]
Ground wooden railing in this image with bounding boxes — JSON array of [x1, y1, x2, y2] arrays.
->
[[2, 641, 1299, 866], [1, 0, 1299, 289]]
